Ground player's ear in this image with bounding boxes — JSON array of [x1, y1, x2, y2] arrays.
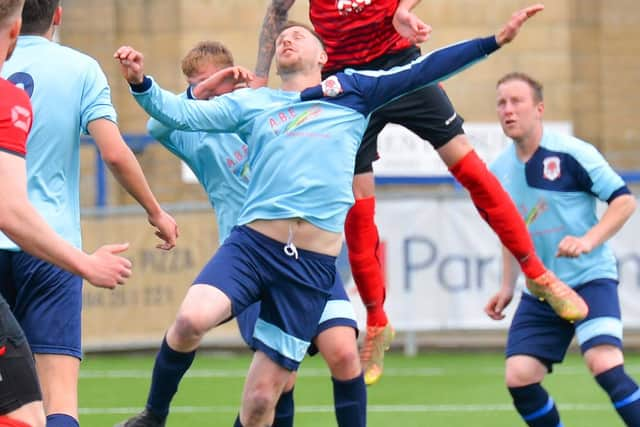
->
[[319, 49, 327, 67], [52, 6, 62, 26], [9, 16, 22, 40]]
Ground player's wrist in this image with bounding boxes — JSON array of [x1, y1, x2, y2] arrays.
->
[[129, 76, 152, 93]]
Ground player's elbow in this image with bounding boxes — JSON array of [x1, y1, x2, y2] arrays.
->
[[617, 193, 637, 216], [99, 143, 133, 169], [624, 194, 637, 218]]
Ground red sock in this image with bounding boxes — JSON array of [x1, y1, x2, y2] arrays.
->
[[449, 150, 546, 279], [0, 416, 33, 427], [344, 197, 388, 327]]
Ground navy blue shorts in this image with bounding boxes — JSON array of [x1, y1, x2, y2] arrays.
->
[[506, 279, 622, 371], [193, 225, 337, 370], [0, 250, 83, 359], [236, 271, 357, 356]]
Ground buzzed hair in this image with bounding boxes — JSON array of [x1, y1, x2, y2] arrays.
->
[[0, 0, 24, 28], [20, 0, 59, 35], [497, 72, 544, 103], [181, 40, 234, 78], [278, 20, 325, 49]]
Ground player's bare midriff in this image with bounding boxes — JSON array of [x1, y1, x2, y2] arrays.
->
[[247, 219, 342, 256]]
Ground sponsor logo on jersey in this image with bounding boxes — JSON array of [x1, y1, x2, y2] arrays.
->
[[268, 106, 323, 135], [543, 156, 561, 181], [524, 199, 548, 226], [336, 0, 373, 15], [11, 105, 31, 133]]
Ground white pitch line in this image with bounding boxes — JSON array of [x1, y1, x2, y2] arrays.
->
[[80, 364, 640, 379], [79, 403, 612, 415]]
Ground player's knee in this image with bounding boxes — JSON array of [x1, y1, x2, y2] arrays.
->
[[325, 345, 361, 379], [173, 311, 208, 342], [505, 356, 547, 388], [584, 345, 624, 376], [505, 363, 543, 388], [243, 385, 278, 421]]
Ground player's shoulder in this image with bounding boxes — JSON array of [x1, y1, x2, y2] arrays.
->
[[0, 78, 31, 111], [540, 129, 601, 161], [57, 43, 103, 69]]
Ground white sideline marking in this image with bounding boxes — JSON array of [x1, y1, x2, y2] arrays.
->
[[80, 365, 640, 379], [79, 403, 612, 415]]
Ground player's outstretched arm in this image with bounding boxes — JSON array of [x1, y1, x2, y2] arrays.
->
[[192, 66, 254, 100], [496, 4, 544, 46], [88, 119, 179, 251], [253, 0, 296, 88], [0, 152, 132, 289]]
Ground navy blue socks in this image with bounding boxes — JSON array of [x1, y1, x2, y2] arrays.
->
[[595, 364, 640, 426], [509, 383, 562, 427], [332, 374, 367, 427], [146, 337, 196, 418]]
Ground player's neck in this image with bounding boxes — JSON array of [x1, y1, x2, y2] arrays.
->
[[514, 126, 543, 162], [280, 70, 321, 92], [0, 40, 9, 70]]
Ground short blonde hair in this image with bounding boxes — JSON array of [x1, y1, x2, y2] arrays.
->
[[181, 41, 234, 78], [497, 72, 544, 103]]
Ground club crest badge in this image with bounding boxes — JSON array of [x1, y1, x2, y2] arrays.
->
[[321, 75, 343, 97], [542, 156, 561, 181]]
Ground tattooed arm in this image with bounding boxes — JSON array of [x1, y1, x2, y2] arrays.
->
[[253, 0, 296, 88]]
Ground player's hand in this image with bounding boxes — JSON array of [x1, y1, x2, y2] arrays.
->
[[496, 4, 544, 46], [484, 288, 514, 320], [85, 243, 132, 289], [556, 235, 593, 258], [392, 7, 432, 44], [114, 46, 146, 85], [193, 66, 255, 100], [148, 209, 178, 250]]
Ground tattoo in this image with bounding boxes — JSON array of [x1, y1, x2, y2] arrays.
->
[[255, 0, 296, 78]]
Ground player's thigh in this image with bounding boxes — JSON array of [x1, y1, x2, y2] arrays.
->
[[11, 253, 83, 359], [506, 293, 575, 371], [575, 279, 622, 352], [352, 172, 375, 199], [191, 227, 264, 322], [236, 302, 260, 349], [173, 284, 232, 334], [243, 351, 292, 405], [0, 304, 42, 421], [316, 326, 360, 380], [374, 84, 465, 150], [576, 279, 624, 375], [3, 401, 45, 427], [33, 354, 79, 416]]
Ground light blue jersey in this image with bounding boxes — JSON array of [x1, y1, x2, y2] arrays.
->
[[147, 117, 248, 243], [0, 36, 117, 249], [132, 36, 500, 232], [491, 129, 630, 287]]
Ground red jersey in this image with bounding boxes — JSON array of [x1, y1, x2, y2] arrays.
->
[[309, 0, 413, 73], [0, 78, 32, 156]]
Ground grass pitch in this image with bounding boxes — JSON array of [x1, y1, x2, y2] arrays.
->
[[78, 351, 633, 426]]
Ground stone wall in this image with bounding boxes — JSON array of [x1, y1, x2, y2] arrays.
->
[[58, 0, 639, 206]]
